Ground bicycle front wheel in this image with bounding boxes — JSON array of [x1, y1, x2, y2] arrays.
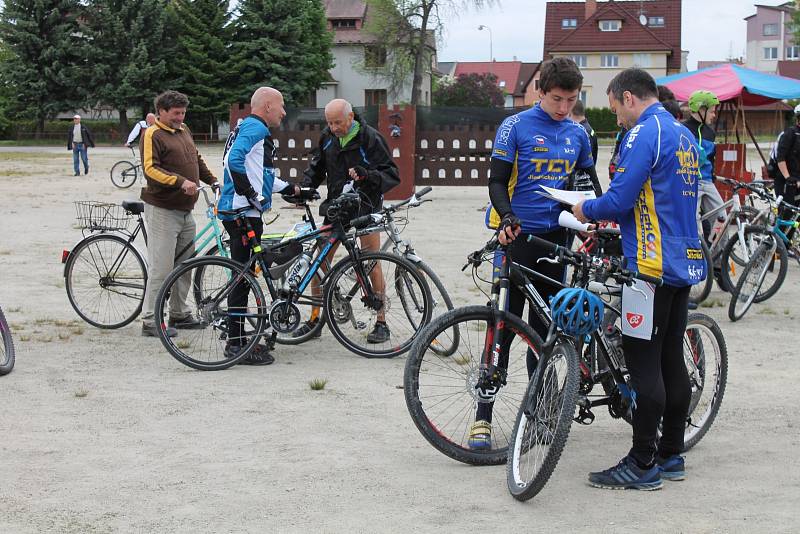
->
[[400, 258, 457, 357], [689, 239, 713, 305], [155, 256, 268, 370], [64, 234, 146, 328], [720, 226, 787, 303], [506, 340, 579, 501], [110, 161, 138, 188], [324, 252, 432, 358], [0, 306, 15, 375], [727, 238, 776, 322], [404, 306, 539, 465], [683, 313, 727, 450]]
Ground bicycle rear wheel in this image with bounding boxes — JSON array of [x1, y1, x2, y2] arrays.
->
[[404, 306, 538, 465], [727, 239, 775, 322], [110, 161, 138, 189], [506, 340, 579, 501], [683, 313, 727, 450], [64, 234, 146, 328], [0, 306, 15, 375], [323, 252, 432, 358], [155, 256, 267, 370]]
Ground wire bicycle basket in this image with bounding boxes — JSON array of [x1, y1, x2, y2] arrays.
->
[[74, 201, 132, 232]]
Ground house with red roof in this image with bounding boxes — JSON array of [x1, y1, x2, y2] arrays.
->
[[543, 0, 684, 108], [451, 61, 540, 107]]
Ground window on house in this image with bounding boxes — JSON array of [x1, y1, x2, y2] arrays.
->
[[599, 20, 621, 31], [764, 47, 778, 60], [570, 55, 587, 67], [633, 53, 652, 67], [364, 46, 387, 68], [580, 90, 588, 105], [763, 23, 779, 36], [601, 54, 619, 67], [332, 19, 357, 29], [498, 80, 506, 88], [534, 79, 540, 90], [364, 89, 387, 106], [648, 16, 665, 27], [787, 46, 800, 59], [562, 18, 577, 29]]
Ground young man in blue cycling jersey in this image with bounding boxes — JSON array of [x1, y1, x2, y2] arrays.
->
[[574, 68, 706, 490], [469, 57, 601, 450]]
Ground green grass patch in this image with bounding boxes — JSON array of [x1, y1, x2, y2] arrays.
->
[[0, 150, 61, 160], [309, 378, 328, 391]]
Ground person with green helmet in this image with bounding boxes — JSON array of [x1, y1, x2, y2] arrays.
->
[[683, 90, 722, 246]]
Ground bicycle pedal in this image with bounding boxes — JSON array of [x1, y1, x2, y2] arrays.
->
[[575, 405, 595, 425], [355, 321, 367, 330]]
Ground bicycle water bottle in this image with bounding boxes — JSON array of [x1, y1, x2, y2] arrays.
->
[[284, 251, 313, 290]]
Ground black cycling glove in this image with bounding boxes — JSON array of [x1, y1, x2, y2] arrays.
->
[[500, 212, 521, 233]]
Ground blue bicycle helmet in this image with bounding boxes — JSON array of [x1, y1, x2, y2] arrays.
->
[[549, 288, 604, 337]]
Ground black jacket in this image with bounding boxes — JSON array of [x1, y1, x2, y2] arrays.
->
[[302, 114, 399, 216], [776, 125, 800, 178], [67, 124, 95, 149]]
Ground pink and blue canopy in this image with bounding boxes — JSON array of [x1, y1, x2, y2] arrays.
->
[[657, 64, 800, 106]]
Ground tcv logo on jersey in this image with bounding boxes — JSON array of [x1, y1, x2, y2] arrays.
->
[[676, 134, 700, 187]]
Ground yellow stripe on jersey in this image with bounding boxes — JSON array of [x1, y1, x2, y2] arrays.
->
[[142, 124, 179, 186], [634, 178, 663, 278], [488, 154, 519, 229]]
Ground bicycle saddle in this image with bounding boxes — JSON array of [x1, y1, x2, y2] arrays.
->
[[121, 200, 144, 214]]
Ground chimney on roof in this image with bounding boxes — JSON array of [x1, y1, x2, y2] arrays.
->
[[585, 0, 597, 19]]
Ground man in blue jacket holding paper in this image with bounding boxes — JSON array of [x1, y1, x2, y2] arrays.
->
[[574, 68, 706, 490]]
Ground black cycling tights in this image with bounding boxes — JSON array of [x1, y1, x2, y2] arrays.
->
[[624, 284, 691, 468], [476, 228, 568, 423]]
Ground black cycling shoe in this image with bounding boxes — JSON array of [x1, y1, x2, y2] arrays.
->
[[224, 343, 275, 365], [366, 321, 390, 344], [292, 319, 321, 339], [168, 315, 204, 329]]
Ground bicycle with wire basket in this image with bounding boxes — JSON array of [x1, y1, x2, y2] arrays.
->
[[153, 189, 434, 370], [403, 233, 727, 502], [110, 146, 142, 189], [278, 186, 457, 355], [61, 185, 228, 328]]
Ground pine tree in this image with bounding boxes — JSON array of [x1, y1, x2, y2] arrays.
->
[[83, 0, 173, 133], [233, 0, 333, 107], [167, 0, 236, 137], [0, 0, 85, 135]]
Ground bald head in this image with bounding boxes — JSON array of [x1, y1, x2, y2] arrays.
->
[[145, 113, 156, 126], [325, 99, 355, 138], [250, 87, 285, 128]]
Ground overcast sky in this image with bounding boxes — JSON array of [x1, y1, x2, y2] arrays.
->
[[436, 0, 779, 70]]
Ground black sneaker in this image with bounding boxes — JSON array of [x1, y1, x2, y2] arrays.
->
[[224, 343, 274, 366], [142, 324, 177, 337], [168, 315, 204, 329], [588, 456, 663, 491], [292, 318, 322, 339], [366, 322, 390, 344]]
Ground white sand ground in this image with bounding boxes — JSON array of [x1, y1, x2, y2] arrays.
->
[[0, 144, 798, 533]]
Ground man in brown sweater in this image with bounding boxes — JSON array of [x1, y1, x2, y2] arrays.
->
[[139, 90, 218, 337]]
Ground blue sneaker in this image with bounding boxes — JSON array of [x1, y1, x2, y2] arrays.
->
[[656, 454, 686, 481], [588, 456, 663, 491], [467, 420, 492, 450]]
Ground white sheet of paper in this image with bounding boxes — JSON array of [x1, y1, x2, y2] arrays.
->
[[558, 210, 591, 232], [537, 186, 596, 206]]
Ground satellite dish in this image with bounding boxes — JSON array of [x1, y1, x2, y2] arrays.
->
[[639, 13, 648, 25]]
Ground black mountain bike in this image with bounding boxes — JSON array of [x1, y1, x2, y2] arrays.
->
[[154, 190, 433, 370], [404, 234, 727, 502]]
